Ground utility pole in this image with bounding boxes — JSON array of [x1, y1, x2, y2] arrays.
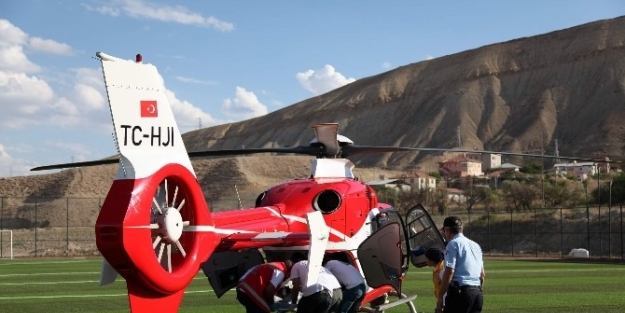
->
[[541, 129, 545, 208]]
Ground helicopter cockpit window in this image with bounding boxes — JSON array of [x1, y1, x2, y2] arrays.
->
[[312, 190, 342, 214], [373, 208, 396, 231]]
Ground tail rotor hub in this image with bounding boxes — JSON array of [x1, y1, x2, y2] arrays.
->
[[154, 206, 185, 243]]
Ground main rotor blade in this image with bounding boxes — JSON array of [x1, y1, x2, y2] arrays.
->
[[341, 145, 614, 163], [30, 146, 320, 172], [30, 144, 619, 172], [188, 146, 319, 158], [30, 158, 120, 171]]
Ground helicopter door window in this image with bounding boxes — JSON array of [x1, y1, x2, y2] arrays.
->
[[405, 204, 446, 268], [373, 209, 410, 272]]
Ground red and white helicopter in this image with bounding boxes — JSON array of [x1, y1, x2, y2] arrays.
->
[[32, 52, 599, 313]]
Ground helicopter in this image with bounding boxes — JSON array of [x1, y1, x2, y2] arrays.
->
[[31, 52, 614, 313]]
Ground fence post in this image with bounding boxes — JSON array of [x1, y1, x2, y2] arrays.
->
[[609, 180, 612, 259], [35, 199, 38, 257], [534, 207, 538, 257], [510, 209, 514, 256], [66, 197, 70, 256], [1, 197, 3, 258], [585, 182, 590, 251], [620, 204, 625, 261], [599, 203, 602, 259], [487, 209, 491, 256], [560, 208, 563, 257]]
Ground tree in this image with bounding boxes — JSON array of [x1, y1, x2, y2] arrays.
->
[[591, 172, 625, 205], [501, 180, 538, 211], [543, 180, 570, 207], [431, 187, 449, 216], [521, 162, 543, 174]]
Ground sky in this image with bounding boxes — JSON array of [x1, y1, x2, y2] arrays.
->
[[0, 0, 623, 177]]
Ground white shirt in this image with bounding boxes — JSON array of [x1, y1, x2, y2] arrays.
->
[[291, 260, 341, 297], [324, 260, 365, 289]]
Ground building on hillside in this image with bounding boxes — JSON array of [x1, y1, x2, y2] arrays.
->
[[491, 163, 520, 172], [390, 172, 437, 190], [553, 161, 597, 180], [367, 179, 411, 192], [466, 152, 502, 171], [438, 154, 483, 177], [445, 188, 466, 203]]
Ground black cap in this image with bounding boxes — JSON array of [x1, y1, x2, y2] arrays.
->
[[443, 216, 462, 228]]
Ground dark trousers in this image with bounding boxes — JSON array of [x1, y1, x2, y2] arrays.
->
[[236, 289, 267, 313], [443, 286, 483, 313], [337, 283, 366, 313], [297, 289, 333, 313]]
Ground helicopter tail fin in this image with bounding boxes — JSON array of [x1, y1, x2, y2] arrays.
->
[[94, 52, 220, 313], [96, 52, 193, 179]]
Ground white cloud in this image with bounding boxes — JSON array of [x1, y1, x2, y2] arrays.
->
[[0, 18, 223, 176], [221, 86, 268, 120], [0, 45, 40, 73], [87, 0, 235, 31], [381, 61, 392, 69], [296, 65, 356, 96], [175, 75, 217, 86], [166, 89, 220, 132], [72, 68, 107, 111], [0, 19, 74, 72], [44, 140, 93, 162], [0, 71, 54, 128], [0, 19, 27, 47], [0, 19, 106, 131], [28, 37, 74, 55], [425, 55, 435, 60], [0, 143, 36, 177]]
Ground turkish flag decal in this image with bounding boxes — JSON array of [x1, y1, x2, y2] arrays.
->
[[140, 100, 158, 117]]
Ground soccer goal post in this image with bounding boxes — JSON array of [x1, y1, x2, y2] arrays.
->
[[0, 230, 13, 260]]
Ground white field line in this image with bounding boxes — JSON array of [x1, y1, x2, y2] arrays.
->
[[0, 276, 207, 286], [0, 280, 100, 286], [0, 289, 216, 301], [0, 260, 90, 266], [0, 272, 101, 277], [407, 267, 625, 275]]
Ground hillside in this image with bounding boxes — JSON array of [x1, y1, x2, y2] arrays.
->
[[2, 16, 625, 201], [184, 16, 625, 169]]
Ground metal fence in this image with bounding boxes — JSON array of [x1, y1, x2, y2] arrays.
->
[[432, 206, 625, 260], [1, 196, 623, 260]]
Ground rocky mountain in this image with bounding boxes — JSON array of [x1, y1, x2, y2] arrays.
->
[[3, 16, 625, 200], [184, 15, 625, 169]]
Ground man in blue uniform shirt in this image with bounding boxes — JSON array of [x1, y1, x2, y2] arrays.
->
[[436, 216, 485, 313]]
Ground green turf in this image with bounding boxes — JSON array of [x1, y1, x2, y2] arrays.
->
[[0, 258, 623, 312]]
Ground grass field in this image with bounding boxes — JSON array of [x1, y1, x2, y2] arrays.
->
[[0, 257, 624, 313]]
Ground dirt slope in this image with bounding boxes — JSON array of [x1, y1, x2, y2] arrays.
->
[[2, 16, 625, 203]]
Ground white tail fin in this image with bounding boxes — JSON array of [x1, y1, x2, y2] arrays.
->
[[97, 52, 194, 179]]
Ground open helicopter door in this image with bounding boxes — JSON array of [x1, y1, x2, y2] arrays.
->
[[200, 249, 264, 298], [357, 222, 404, 295], [405, 204, 446, 267]]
